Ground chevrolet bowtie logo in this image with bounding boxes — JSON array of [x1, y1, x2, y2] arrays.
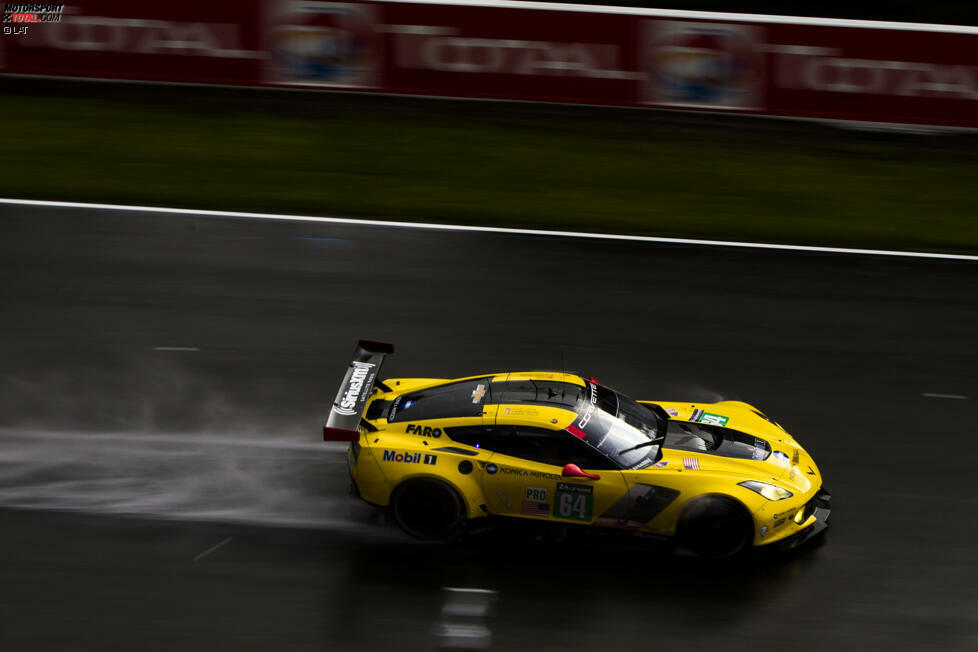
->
[[471, 383, 487, 404]]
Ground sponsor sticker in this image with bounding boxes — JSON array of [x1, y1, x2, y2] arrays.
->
[[381, 450, 437, 465], [791, 449, 800, 465], [553, 483, 594, 522], [665, 407, 679, 417], [690, 410, 729, 426], [498, 466, 560, 480], [772, 451, 790, 464], [387, 396, 402, 421], [683, 457, 700, 470], [653, 460, 669, 468], [334, 361, 376, 416], [405, 424, 442, 438], [502, 406, 539, 417], [759, 525, 769, 539], [485, 463, 498, 475], [265, 1, 380, 88], [644, 21, 764, 110]]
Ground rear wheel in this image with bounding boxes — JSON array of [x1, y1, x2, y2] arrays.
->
[[390, 478, 467, 541], [679, 496, 753, 559]]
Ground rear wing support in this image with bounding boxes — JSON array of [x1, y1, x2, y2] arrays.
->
[[324, 339, 394, 441]]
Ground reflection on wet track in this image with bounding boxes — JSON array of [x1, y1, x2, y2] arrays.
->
[[1, 204, 976, 650]]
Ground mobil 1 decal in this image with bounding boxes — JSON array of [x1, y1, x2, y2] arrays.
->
[[553, 482, 593, 522]]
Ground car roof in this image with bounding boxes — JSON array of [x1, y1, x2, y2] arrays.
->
[[371, 371, 588, 430]]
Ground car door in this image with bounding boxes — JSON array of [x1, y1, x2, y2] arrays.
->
[[611, 465, 687, 533], [477, 426, 629, 524]]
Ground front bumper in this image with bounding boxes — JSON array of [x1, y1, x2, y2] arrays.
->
[[776, 487, 831, 551]]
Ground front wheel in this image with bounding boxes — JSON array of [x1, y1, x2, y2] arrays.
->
[[678, 496, 753, 559], [390, 478, 467, 541]]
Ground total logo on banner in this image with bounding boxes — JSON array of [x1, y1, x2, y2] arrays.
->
[[382, 450, 437, 466], [265, 0, 380, 87], [644, 20, 764, 110]]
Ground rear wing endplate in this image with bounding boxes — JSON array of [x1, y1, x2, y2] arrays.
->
[[324, 339, 394, 441]]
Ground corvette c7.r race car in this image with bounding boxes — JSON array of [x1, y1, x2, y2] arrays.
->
[[324, 341, 830, 558]]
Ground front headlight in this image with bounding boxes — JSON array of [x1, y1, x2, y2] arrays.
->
[[739, 480, 793, 501]]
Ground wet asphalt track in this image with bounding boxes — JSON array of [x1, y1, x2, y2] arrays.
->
[[1, 203, 977, 651]]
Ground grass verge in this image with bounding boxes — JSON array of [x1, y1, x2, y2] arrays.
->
[[2, 91, 977, 253]]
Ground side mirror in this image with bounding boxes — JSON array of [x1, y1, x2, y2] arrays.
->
[[561, 463, 600, 480]]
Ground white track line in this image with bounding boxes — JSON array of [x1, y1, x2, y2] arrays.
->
[[383, 0, 978, 34], [922, 393, 968, 400], [153, 346, 200, 352], [2, 197, 977, 262], [193, 537, 233, 562]]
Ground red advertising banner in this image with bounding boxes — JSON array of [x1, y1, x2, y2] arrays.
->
[[2, 0, 977, 127]]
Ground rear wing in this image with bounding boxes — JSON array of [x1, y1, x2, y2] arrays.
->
[[323, 339, 394, 441]]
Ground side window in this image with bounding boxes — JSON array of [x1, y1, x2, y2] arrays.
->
[[444, 426, 515, 456], [510, 427, 617, 470]]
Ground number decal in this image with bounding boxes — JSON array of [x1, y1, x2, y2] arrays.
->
[[553, 482, 593, 522]]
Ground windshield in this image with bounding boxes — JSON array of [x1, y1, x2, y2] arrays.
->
[[570, 381, 664, 470]]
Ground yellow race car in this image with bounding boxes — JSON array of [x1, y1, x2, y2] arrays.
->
[[324, 341, 831, 557]]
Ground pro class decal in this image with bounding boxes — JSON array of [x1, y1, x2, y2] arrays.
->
[[690, 409, 729, 427], [553, 483, 593, 522], [524, 487, 548, 502]]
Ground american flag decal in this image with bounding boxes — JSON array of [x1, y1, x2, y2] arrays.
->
[[520, 501, 550, 516], [683, 457, 700, 470]]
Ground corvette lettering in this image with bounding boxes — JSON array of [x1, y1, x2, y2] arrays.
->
[[406, 424, 442, 438], [578, 382, 598, 428]]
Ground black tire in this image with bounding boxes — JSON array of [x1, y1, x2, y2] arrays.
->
[[390, 478, 467, 541], [678, 496, 753, 559]]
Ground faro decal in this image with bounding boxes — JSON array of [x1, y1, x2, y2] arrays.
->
[[406, 424, 442, 438]]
